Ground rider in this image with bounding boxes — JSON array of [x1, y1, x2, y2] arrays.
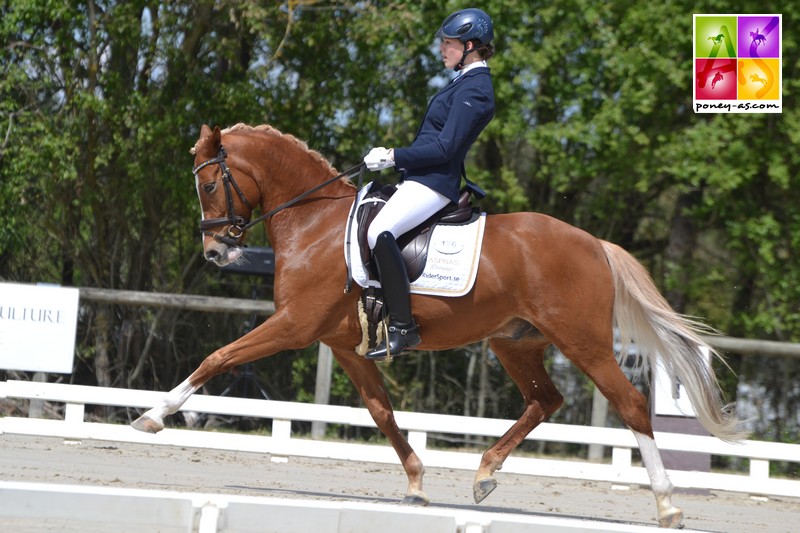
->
[[362, 8, 496, 361]]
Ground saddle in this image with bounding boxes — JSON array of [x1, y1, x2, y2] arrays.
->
[[352, 181, 483, 355], [355, 183, 480, 282]]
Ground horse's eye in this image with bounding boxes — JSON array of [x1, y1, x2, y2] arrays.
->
[[203, 182, 216, 194]]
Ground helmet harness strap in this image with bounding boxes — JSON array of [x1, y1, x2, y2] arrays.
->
[[455, 42, 477, 72]]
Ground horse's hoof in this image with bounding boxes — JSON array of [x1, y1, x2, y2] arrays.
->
[[131, 415, 164, 434], [401, 491, 430, 506], [473, 477, 497, 504], [658, 507, 684, 529]]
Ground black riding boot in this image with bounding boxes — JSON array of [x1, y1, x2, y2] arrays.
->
[[365, 231, 421, 361]]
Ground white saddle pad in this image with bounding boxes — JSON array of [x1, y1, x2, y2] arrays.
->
[[344, 183, 486, 297]]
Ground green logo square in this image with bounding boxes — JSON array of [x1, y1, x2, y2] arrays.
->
[[695, 15, 737, 58]]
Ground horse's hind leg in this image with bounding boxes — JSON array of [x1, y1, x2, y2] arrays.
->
[[332, 349, 428, 506], [633, 429, 683, 528], [473, 338, 563, 503], [568, 353, 683, 528]]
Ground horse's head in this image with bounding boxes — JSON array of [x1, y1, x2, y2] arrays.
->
[[191, 124, 259, 266]]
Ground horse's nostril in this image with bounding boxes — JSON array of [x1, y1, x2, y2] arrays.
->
[[205, 249, 220, 261]]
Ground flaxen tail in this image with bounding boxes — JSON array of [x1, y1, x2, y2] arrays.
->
[[601, 240, 746, 443]]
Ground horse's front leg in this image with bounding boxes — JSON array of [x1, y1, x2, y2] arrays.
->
[[131, 376, 196, 433], [332, 349, 428, 506], [132, 309, 305, 433]]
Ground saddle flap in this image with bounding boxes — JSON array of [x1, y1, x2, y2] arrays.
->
[[356, 183, 393, 267]]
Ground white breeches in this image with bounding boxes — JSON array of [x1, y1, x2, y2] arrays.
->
[[367, 180, 451, 249]]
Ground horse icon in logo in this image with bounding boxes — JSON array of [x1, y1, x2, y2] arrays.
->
[[750, 73, 767, 87], [750, 28, 767, 47], [711, 72, 724, 89]]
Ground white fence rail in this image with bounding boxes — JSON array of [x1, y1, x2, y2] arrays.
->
[[0, 480, 684, 533], [1, 379, 799, 501]]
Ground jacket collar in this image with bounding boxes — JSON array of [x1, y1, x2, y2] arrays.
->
[[436, 66, 490, 96], [455, 60, 488, 78]]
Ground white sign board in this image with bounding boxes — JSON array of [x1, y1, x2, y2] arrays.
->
[[0, 282, 79, 374], [653, 346, 710, 417]]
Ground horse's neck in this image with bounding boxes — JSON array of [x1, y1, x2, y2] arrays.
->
[[261, 169, 354, 253], [241, 133, 356, 253]]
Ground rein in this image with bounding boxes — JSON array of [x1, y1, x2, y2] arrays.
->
[[193, 145, 366, 247]]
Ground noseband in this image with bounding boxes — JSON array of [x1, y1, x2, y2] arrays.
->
[[193, 146, 254, 247], [193, 145, 366, 247]]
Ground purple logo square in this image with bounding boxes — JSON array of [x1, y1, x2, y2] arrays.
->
[[738, 16, 780, 58]]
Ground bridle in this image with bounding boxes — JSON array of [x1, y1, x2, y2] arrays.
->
[[193, 146, 254, 247], [192, 145, 365, 247]]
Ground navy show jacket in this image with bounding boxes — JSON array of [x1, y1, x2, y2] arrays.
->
[[393, 67, 495, 203]]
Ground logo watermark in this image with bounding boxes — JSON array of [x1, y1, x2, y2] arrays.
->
[[694, 14, 782, 113]]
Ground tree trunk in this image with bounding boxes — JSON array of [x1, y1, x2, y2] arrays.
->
[[664, 189, 701, 312], [477, 339, 489, 419], [464, 346, 477, 417], [426, 352, 437, 412], [93, 305, 114, 388]]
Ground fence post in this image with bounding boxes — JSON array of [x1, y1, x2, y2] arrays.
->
[[651, 356, 710, 492], [27, 373, 47, 418], [588, 386, 608, 461], [312, 343, 333, 439]]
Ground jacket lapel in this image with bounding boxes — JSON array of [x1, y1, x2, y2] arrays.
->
[[412, 68, 490, 138]]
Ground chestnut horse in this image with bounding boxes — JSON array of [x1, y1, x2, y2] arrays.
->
[[132, 123, 742, 528]]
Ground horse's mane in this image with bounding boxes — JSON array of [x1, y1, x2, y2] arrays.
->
[[191, 123, 337, 177]]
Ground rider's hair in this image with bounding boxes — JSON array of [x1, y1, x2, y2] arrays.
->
[[471, 41, 495, 61]]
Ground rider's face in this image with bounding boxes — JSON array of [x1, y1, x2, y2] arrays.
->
[[440, 38, 473, 70]]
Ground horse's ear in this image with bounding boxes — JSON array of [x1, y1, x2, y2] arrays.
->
[[212, 126, 222, 148], [192, 124, 214, 155]]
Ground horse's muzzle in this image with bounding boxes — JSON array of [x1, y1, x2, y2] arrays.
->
[[204, 241, 243, 266]]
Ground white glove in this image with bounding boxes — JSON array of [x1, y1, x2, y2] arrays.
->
[[363, 147, 395, 171]]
